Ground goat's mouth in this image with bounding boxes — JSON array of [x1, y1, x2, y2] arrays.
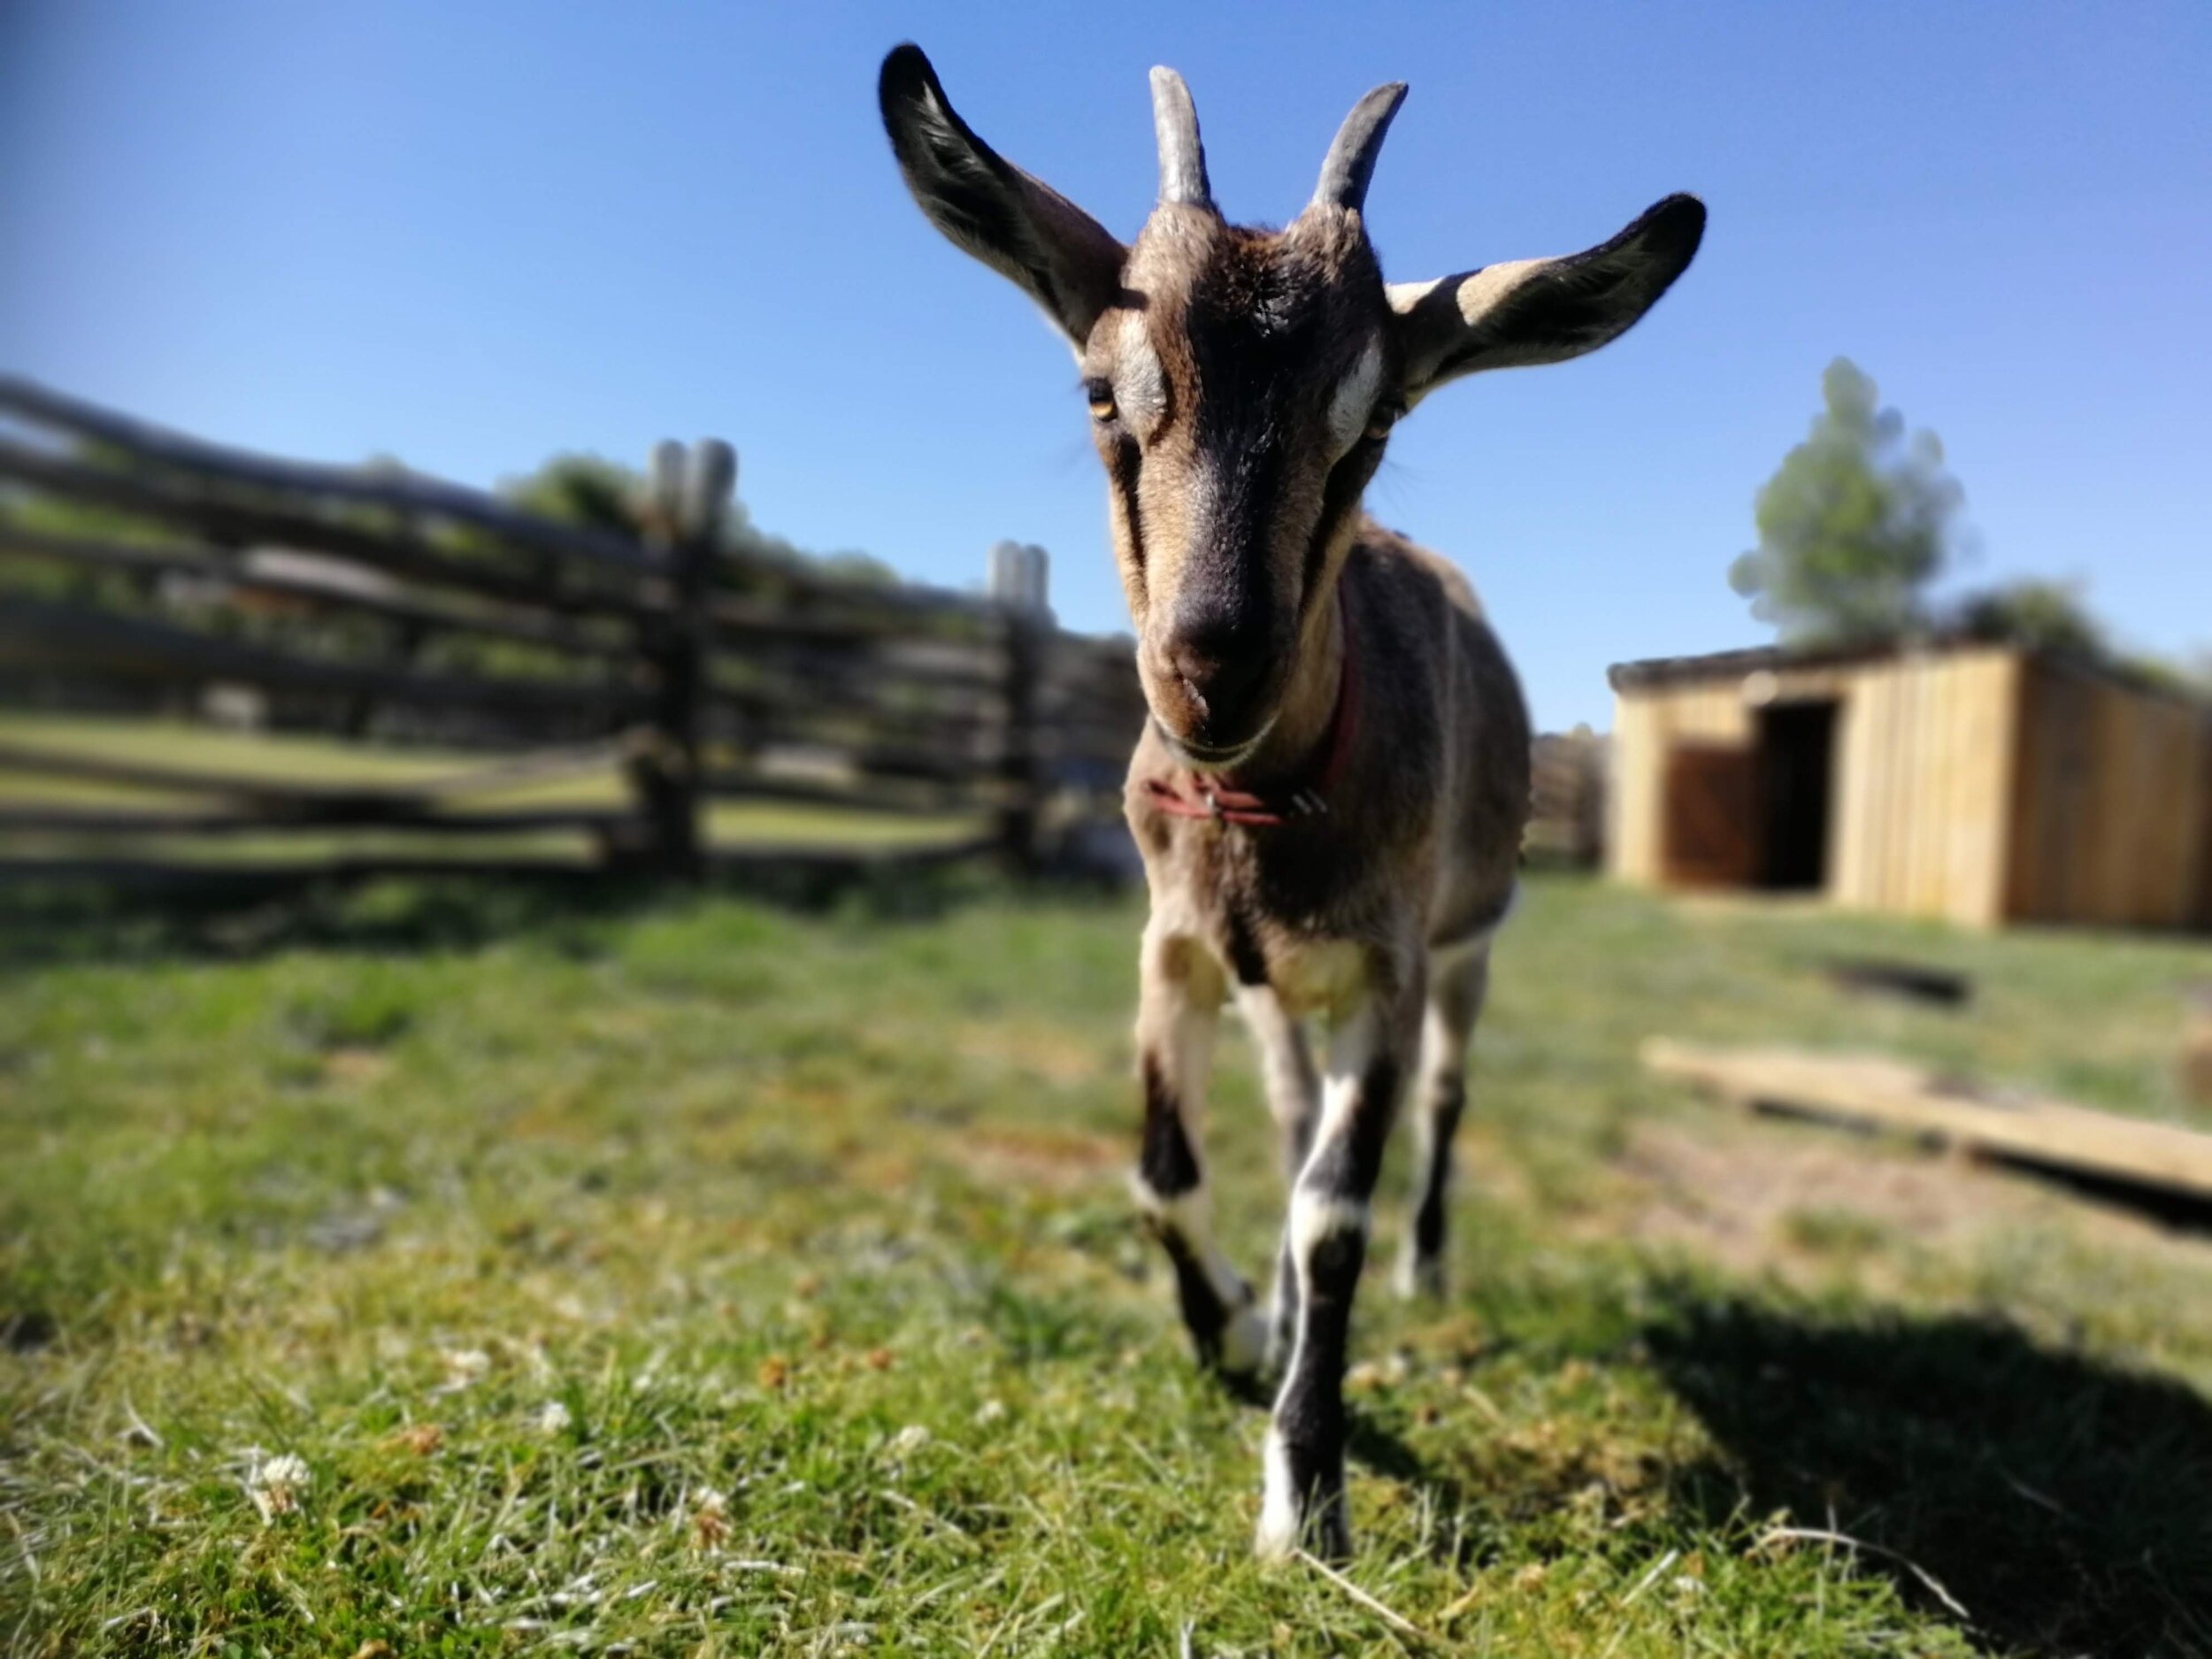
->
[[1155, 713, 1277, 774], [1139, 635, 1292, 772]]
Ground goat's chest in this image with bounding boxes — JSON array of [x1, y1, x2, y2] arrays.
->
[[1260, 936, 1371, 1019], [1148, 824, 1381, 1019]]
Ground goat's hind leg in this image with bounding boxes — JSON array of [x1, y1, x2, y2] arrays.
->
[[1239, 985, 1320, 1374], [1396, 934, 1491, 1300], [1133, 930, 1266, 1379]]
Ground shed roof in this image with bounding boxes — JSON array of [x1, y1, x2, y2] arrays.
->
[[1607, 635, 2211, 710], [1605, 634, 1990, 693]]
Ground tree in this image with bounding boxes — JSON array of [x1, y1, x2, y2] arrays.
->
[[1955, 578, 2105, 657], [503, 452, 639, 536], [499, 453, 898, 586], [1729, 358, 1965, 644]]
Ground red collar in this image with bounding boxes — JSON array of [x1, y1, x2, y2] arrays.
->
[[1141, 594, 1361, 828]]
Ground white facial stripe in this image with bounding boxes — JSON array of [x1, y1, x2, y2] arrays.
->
[[1116, 311, 1167, 429], [1326, 336, 1385, 454]]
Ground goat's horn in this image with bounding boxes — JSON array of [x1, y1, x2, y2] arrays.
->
[[1312, 82, 1408, 214], [1150, 66, 1212, 208]]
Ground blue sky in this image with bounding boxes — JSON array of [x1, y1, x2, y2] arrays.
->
[[4, 2, 2207, 730]]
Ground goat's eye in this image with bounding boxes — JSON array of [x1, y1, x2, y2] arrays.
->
[[1363, 404, 1401, 443], [1084, 378, 1118, 421]]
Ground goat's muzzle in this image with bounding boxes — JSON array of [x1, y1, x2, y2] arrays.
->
[[1154, 610, 1283, 759]]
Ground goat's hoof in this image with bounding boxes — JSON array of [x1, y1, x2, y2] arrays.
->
[[1312, 1504, 1353, 1563], [1256, 1433, 1351, 1562], [1214, 1298, 1270, 1383], [1254, 1480, 1301, 1562], [1255, 1492, 1351, 1563], [1393, 1249, 1446, 1302]]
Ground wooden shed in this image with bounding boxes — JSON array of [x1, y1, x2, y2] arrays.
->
[[1607, 639, 2212, 930]]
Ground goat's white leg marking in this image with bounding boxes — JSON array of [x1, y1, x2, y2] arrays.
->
[[1256, 1423, 1302, 1559], [1396, 934, 1492, 1299], [1130, 1180, 1266, 1378], [1257, 970, 1422, 1561], [1237, 984, 1320, 1372], [1133, 929, 1263, 1378]]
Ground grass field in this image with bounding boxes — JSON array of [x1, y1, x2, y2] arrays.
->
[[4, 871, 2212, 1655]]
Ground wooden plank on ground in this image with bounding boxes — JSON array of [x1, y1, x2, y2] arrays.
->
[[1643, 1037, 2212, 1205]]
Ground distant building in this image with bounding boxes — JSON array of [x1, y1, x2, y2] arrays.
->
[[1607, 639, 2212, 930]]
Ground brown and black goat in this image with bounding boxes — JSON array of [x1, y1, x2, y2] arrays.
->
[[879, 42, 1701, 1558]]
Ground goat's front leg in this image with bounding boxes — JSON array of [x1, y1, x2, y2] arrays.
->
[[1257, 956, 1423, 1561], [1237, 984, 1320, 1373], [1133, 929, 1266, 1379]]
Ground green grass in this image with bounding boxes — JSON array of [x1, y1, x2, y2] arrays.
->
[[4, 872, 2212, 1655]]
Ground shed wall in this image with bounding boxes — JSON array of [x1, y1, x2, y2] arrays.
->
[[2007, 659, 2212, 927], [1609, 681, 1748, 887], [1829, 649, 2020, 927]]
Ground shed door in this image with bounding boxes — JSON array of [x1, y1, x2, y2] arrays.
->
[[1663, 741, 1759, 887], [1759, 700, 1839, 889]]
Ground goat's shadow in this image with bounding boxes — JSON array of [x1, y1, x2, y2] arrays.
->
[[1320, 1293, 2212, 1655], [1642, 1296, 2212, 1656]]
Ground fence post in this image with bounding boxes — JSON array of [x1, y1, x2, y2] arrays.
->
[[990, 541, 1050, 873], [626, 439, 733, 879]]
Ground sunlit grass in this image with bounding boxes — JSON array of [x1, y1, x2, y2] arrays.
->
[[2, 872, 2209, 1654]]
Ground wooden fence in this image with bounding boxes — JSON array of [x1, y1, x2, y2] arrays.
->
[[1528, 728, 1609, 867], [0, 378, 1147, 882]]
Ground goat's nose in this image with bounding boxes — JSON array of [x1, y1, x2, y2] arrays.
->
[[1167, 618, 1268, 719]]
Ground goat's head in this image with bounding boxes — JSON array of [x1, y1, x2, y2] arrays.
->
[[880, 44, 1702, 768]]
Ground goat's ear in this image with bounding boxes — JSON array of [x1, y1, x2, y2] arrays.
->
[[1386, 194, 1704, 402], [879, 43, 1127, 346]]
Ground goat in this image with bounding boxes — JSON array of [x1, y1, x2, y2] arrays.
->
[[879, 42, 1701, 1559]]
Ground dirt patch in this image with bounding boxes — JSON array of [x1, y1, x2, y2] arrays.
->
[[322, 1046, 391, 1084], [952, 1021, 1110, 1088], [961, 1125, 1125, 1194], [1601, 1116, 2128, 1281]]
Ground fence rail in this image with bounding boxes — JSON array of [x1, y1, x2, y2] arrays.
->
[[0, 379, 1146, 880]]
